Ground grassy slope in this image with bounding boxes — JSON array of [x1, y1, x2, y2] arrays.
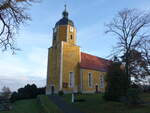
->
[[1, 93, 150, 113], [0, 95, 63, 113], [0, 99, 41, 113], [63, 93, 150, 113], [140, 93, 150, 103], [38, 95, 63, 113]]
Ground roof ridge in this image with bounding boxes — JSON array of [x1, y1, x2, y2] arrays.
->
[[80, 52, 111, 72], [81, 52, 110, 61]]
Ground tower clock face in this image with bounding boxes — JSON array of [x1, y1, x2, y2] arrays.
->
[[70, 26, 74, 32]]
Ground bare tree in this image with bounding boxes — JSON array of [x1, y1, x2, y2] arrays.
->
[[141, 40, 150, 75], [105, 9, 150, 85], [1, 86, 11, 99], [0, 0, 37, 53], [126, 50, 148, 78]]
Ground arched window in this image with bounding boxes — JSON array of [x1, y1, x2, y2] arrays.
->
[[70, 35, 73, 40], [88, 73, 93, 88]]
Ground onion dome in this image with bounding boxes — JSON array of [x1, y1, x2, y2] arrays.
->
[[55, 5, 74, 27]]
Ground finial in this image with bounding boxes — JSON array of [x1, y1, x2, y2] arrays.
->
[[64, 0, 67, 8], [64, 4, 67, 11], [62, 1, 68, 18]]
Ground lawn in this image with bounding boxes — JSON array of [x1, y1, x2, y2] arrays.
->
[[0, 95, 63, 113], [1, 93, 150, 113], [37, 95, 63, 113], [0, 99, 42, 113], [63, 93, 150, 113], [140, 93, 150, 103]]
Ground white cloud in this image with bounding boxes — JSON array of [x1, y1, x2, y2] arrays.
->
[[0, 23, 52, 91], [0, 76, 46, 91], [138, 1, 150, 11], [28, 48, 48, 65], [77, 21, 103, 45], [17, 31, 52, 49], [0, 47, 48, 91], [77, 21, 117, 58], [26, 47, 48, 78]]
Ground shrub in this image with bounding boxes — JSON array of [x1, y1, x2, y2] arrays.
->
[[58, 90, 64, 96], [10, 84, 46, 103], [126, 88, 141, 105], [103, 62, 128, 101]]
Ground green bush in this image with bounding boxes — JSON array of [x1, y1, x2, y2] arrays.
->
[[103, 62, 128, 101], [126, 88, 140, 105], [58, 90, 64, 96], [10, 84, 46, 103]]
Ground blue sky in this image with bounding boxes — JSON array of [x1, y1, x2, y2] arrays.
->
[[0, 0, 150, 91]]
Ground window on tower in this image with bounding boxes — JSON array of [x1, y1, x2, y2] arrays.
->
[[53, 35, 56, 41], [70, 35, 73, 40]]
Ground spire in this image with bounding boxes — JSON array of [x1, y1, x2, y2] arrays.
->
[[64, 4, 67, 12], [55, 3, 74, 27], [62, 4, 68, 18]]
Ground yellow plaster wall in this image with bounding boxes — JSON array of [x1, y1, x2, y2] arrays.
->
[[46, 48, 53, 93], [54, 43, 61, 90], [62, 41, 80, 92], [56, 25, 76, 45], [67, 25, 76, 45], [47, 23, 108, 94], [57, 26, 67, 42], [47, 24, 78, 94], [55, 25, 76, 45], [46, 43, 61, 93], [81, 69, 106, 93], [47, 48, 53, 85]]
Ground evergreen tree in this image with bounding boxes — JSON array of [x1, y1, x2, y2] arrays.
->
[[104, 62, 128, 101]]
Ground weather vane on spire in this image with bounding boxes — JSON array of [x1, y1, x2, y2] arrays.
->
[[62, 0, 69, 18], [64, 0, 67, 11], [64, 4, 67, 11]]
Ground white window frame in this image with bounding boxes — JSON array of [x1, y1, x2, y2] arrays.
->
[[88, 72, 93, 88], [69, 72, 74, 88], [100, 75, 104, 88]]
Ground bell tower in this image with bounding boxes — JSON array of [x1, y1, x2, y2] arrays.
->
[[46, 6, 80, 95], [52, 5, 76, 46]]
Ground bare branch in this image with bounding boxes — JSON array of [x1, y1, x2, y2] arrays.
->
[[0, 0, 36, 53], [105, 8, 150, 82]]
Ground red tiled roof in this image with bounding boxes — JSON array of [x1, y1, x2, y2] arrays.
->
[[80, 52, 111, 72]]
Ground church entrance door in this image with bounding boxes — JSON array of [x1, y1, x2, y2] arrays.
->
[[95, 85, 98, 93], [51, 86, 54, 95]]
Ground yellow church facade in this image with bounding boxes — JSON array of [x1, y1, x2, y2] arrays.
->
[[46, 8, 110, 94]]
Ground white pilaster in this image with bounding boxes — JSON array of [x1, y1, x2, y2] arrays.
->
[[59, 41, 64, 90]]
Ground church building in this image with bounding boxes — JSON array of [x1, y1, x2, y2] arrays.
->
[[46, 7, 110, 94]]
